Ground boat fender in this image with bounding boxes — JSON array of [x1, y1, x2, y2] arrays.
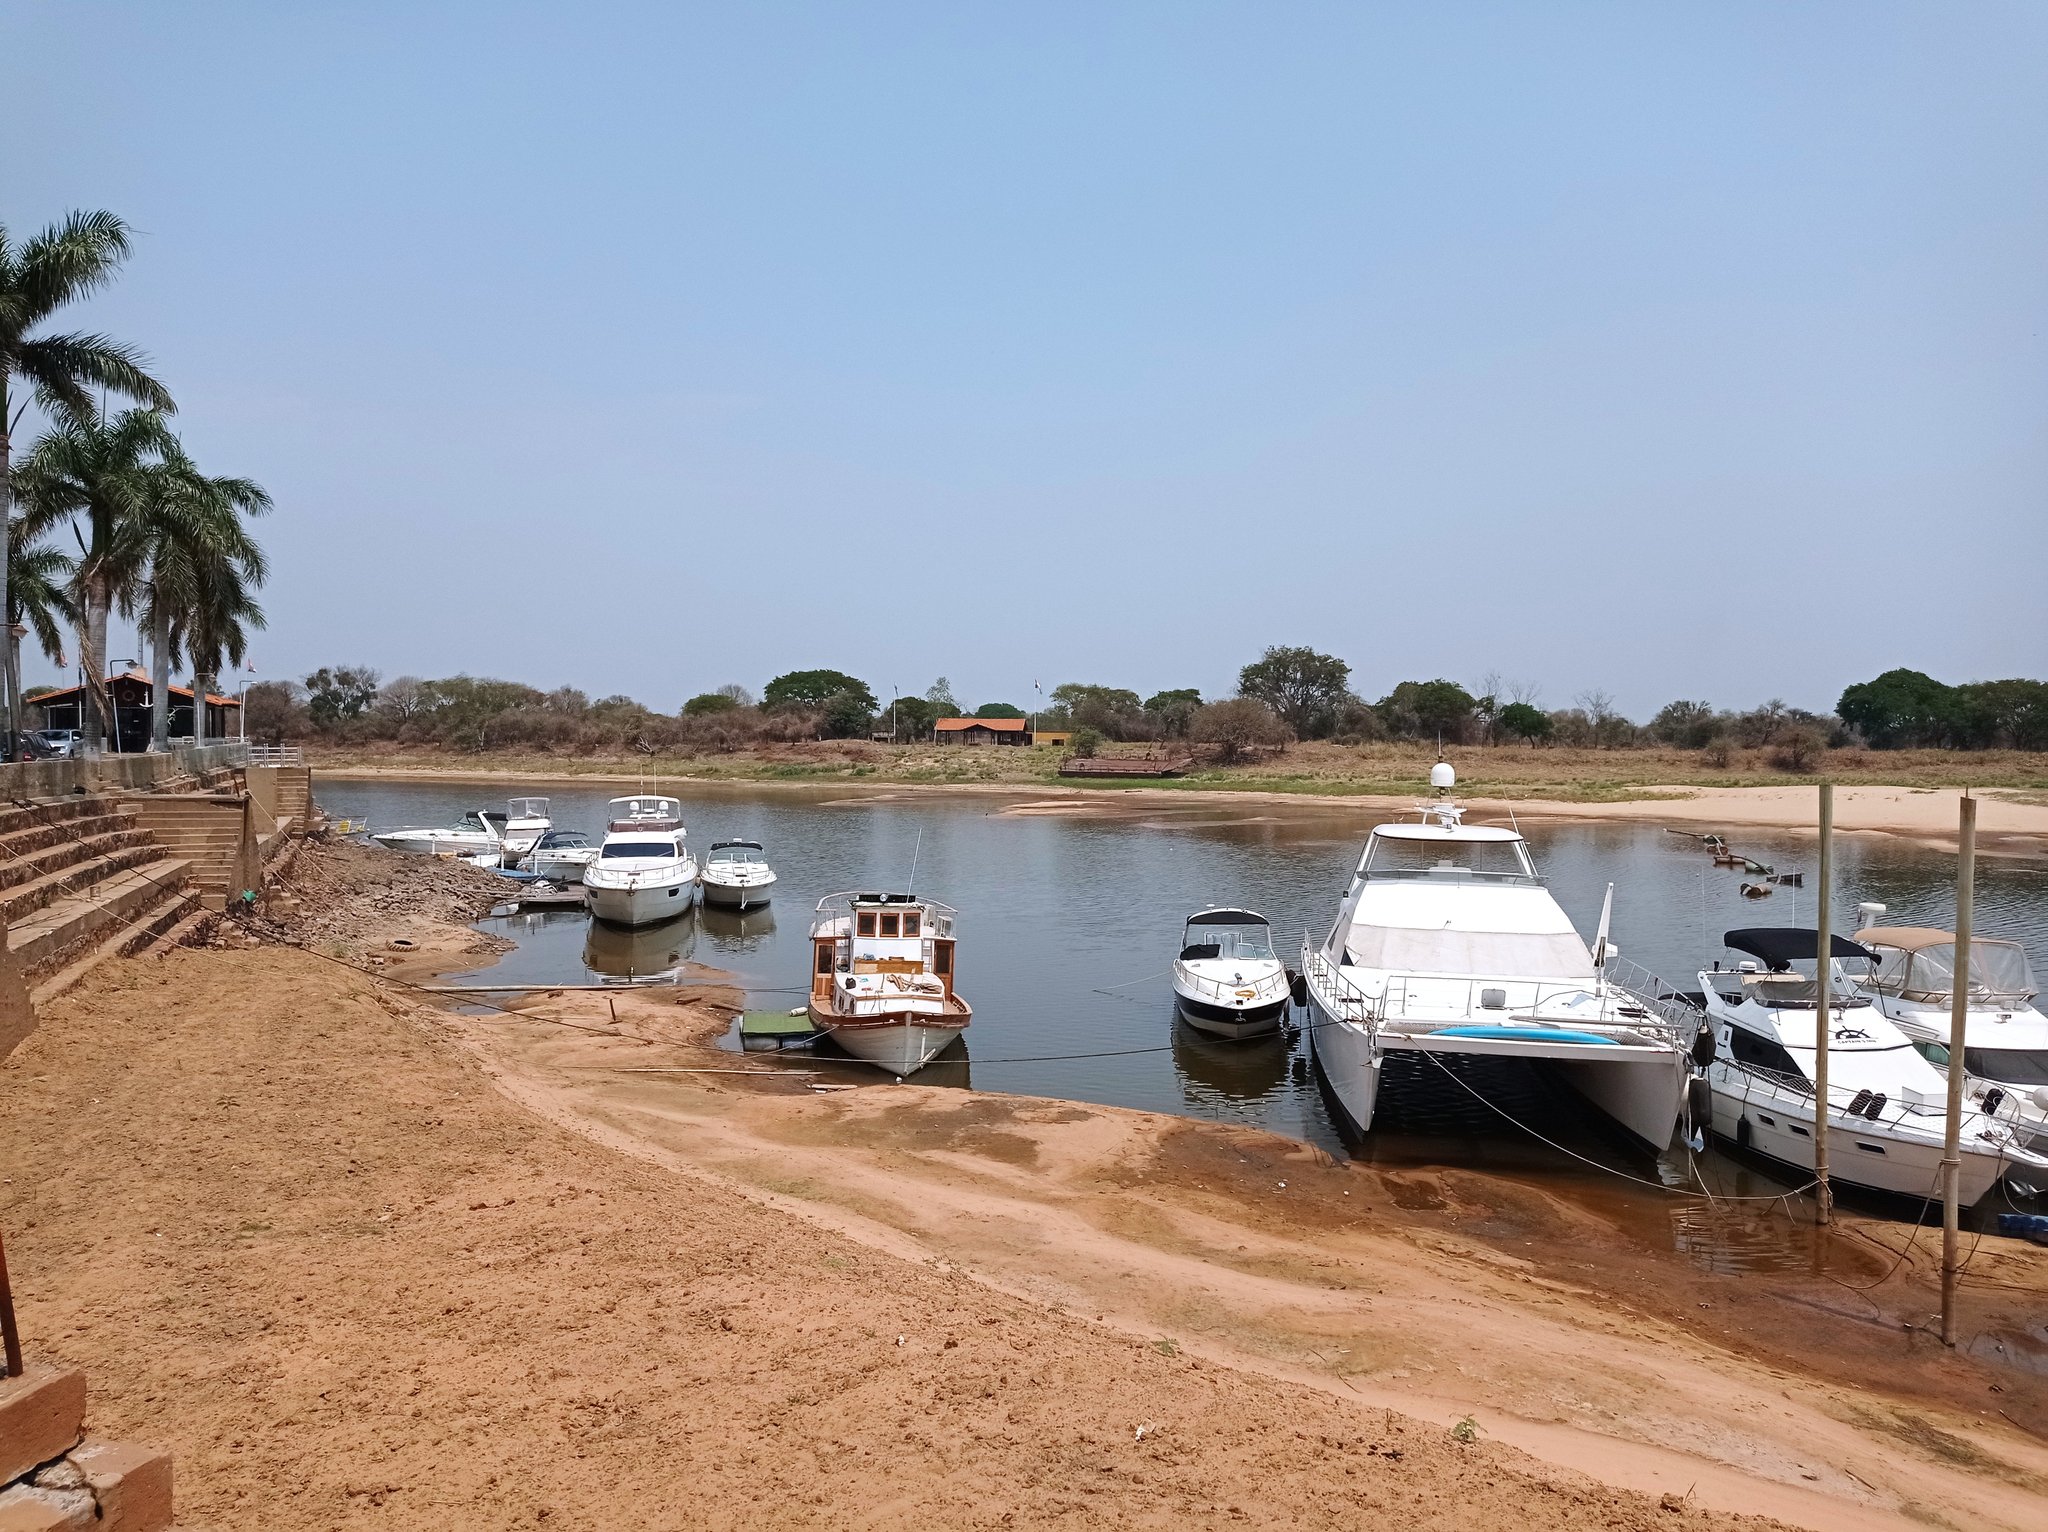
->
[[1685, 1076, 1713, 1134], [1734, 1115, 1752, 1149], [1862, 1092, 1887, 1119], [1980, 1088, 2005, 1118], [1288, 970, 1308, 1007], [1689, 1027, 1716, 1069], [2033, 1086, 2048, 1113]]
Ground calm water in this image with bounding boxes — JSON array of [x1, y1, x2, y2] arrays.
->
[[323, 778, 2048, 1254]]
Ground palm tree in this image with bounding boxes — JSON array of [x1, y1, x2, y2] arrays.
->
[[12, 409, 179, 750], [127, 444, 270, 749], [3, 517, 77, 743], [0, 211, 174, 745]]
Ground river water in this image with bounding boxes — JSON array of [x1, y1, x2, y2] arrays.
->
[[321, 777, 2048, 1254]]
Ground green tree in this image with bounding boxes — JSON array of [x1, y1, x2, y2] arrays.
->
[[242, 679, 304, 745], [892, 695, 937, 739], [304, 666, 382, 726], [924, 676, 961, 715], [1954, 679, 2048, 751], [973, 701, 1025, 718], [1143, 688, 1202, 738], [4, 516, 74, 681], [1050, 682, 1144, 737], [1837, 669, 1958, 749], [1237, 646, 1350, 739], [1376, 679, 1479, 742], [683, 692, 739, 716], [0, 211, 175, 745], [763, 668, 877, 712], [1496, 701, 1552, 744], [821, 691, 873, 739]]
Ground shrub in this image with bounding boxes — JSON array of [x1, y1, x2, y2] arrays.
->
[[683, 692, 740, 716], [1068, 726, 1105, 758], [1701, 737, 1735, 769], [1767, 726, 1826, 774], [1189, 698, 1289, 763]]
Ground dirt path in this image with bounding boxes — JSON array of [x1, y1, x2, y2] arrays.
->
[[2, 844, 2043, 1529]]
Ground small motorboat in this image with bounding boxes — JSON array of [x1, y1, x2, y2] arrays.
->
[[372, 808, 508, 858], [583, 796, 699, 928], [807, 891, 970, 1076], [498, 797, 555, 858], [521, 829, 599, 884], [700, 839, 777, 910], [1700, 927, 2048, 1206], [1171, 908, 1291, 1039]]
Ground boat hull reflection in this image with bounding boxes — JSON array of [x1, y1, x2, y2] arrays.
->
[[700, 903, 776, 953], [584, 914, 697, 983]]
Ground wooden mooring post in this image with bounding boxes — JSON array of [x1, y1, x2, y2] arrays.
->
[[1813, 782, 1833, 1225], [1941, 794, 1975, 1346]]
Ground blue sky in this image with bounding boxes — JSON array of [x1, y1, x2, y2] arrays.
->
[[8, 2, 2045, 717]]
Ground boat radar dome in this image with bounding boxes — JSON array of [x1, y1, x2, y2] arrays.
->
[[1429, 761, 1456, 794]]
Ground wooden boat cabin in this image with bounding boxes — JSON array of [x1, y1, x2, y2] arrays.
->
[[809, 891, 959, 1011]]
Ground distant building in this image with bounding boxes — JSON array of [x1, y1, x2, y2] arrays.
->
[[934, 717, 1033, 747], [1034, 729, 1072, 747], [30, 669, 242, 751]]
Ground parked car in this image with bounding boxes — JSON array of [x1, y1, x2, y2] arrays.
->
[[15, 732, 63, 761], [29, 729, 82, 759]]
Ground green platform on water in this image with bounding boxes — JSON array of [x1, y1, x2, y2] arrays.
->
[[739, 1010, 819, 1049]]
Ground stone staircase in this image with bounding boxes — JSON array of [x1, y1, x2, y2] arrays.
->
[[115, 795, 251, 912], [0, 798, 202, 1004]]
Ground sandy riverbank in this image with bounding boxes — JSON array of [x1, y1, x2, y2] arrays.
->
[[5, 842, 2047, 1527], [318, 761, 2048, 855]]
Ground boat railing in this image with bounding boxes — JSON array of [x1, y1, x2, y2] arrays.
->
[[1300, 942, 1383, 1028], [1599, 956, 1707, 1040], [1176, 963, 1290, 1005], [246, 743, 303, 765]]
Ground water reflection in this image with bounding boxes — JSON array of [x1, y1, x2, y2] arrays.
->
[[699, 903, 777, 954], [584, 913, 696, 982], [1172, 1017, 1295, 1105]]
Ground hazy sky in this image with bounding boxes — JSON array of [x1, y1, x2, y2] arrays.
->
[[9, 2, 2045, 718]]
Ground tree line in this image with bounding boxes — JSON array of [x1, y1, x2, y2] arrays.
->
[[1, 210, 271, 753], [258, 650, 2047, 760]]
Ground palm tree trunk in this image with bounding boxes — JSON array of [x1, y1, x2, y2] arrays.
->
[[191, 667, 208, 749], [0, 375, 14, 755], [79, 581, 112, 753], [150, 586, 172, 751]]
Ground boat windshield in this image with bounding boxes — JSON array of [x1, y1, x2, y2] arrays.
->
[[1181, 924, 1276, 962], [601, 840, 675, 860], [1870, 939, 2037, 1004], [1364, 836, 1535, 882], [710, 845, 761, 864], [539, 832, 589, 849], [1963, 1047, 2048, 1088]]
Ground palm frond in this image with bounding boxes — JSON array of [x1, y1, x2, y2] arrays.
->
[[8, 212, 136, 329], [16, 333, 175, 415]]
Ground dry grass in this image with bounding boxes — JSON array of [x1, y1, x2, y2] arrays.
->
[[306, 739, 2048, 800]]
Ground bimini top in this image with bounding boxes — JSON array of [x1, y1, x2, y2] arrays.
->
[[710, 839, 764, 853], [1858, 926, 1959, 951], [1185, 907, 1269, 926], [1725, 928, 1877, 971]]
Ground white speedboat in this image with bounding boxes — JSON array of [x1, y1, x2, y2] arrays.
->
[[1300, 767, 1699, 1149], [1172, 908, 1292, 1039], [1848, 918, 2048, 1162], [583, 796, 699, 927], [807, 891, 970, 1076], [700, 840, 777, 909], [372, 808, 507, 858], [520, 829, 599, 884], [1700, 927, 2048, 1206]]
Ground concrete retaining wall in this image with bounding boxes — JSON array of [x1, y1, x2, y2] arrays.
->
[[0, 744, 246, 801]]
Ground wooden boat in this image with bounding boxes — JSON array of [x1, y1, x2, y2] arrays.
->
[[806, 891, 970, 1076]]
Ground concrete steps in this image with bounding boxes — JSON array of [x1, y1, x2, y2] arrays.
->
[[9, 859, 196, 980]]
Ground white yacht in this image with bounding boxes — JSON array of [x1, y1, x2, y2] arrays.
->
[[498, 797, 554, 857], [1172, 908, 1292, 1039], [1847, 917, 2048, 1162], [1300, 767, 1699, 1149], [700, 840, 777, 910], [807, 891, 970, 1076], [583, 796, 699, 927], [372, 808, 508, 858], [520, 829, 599, 885], [1700, 928, 2048, 1206]]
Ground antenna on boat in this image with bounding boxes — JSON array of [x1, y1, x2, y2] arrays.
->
[[906, 828, 923, 895]]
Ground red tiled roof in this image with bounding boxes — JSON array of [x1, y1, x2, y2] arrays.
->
[[30, 669, 241, 708], [935, 716, 1029, 732]]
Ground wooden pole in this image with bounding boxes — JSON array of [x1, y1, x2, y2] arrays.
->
[[1941, 794, 1975, 1347], [1813, 782, 1833, 1226]]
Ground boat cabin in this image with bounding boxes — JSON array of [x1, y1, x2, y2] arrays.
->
[[708, 839, 765, 866], [1710, 928, 1877, 1011], [607, 795, 682, 832], [810, 892, 959, 1007], [508, 796, 550, 822], [1858, 927, 2038, 1007]]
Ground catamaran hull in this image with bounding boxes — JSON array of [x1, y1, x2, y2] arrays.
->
[[1709, 1078, 2005, 1207], [1308, 992, 1685, 1147], [702, 873, 776, 909], [586, 878, 696, 927], [1174, 989, 1289, 1040], [812, 1013, 966, 1077]]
